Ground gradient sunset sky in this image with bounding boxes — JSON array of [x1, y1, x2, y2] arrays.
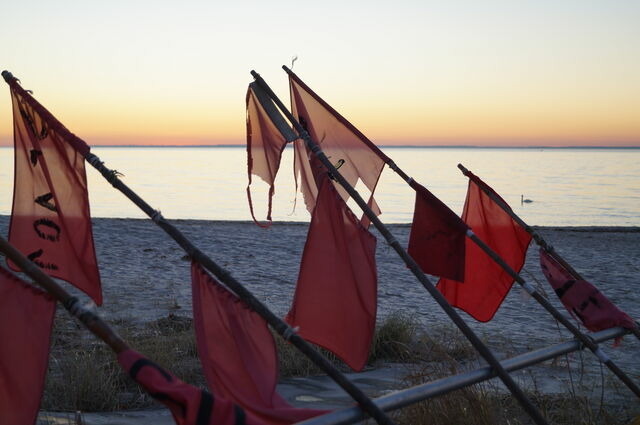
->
[[1, 1, 638, 147]]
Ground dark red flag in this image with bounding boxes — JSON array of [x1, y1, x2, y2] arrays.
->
[[539, 248, 636, 332], [288, 71, 388, 222], [286, 179, 378, 371], [0, 266, 56, 425], [118, 349, 264, 425], [246, 83, 296, 227], [437, 177, 532, 322], [191, 263, 328, 425], [407, 180, 468, 281], [7, 77, 102, 305]]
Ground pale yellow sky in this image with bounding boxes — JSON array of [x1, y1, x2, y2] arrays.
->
[[1, 0, 639, 147]]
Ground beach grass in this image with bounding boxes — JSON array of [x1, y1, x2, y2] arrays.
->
[[41, 311, 639, 424]]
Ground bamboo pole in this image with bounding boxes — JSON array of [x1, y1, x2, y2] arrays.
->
[[297, 326, 630, 425], [0, 70, 395, 425], [253, 69, 549, 425], [455, 163, 640, 397], [0, 236, 128, 353]]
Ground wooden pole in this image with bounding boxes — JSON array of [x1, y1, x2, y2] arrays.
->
[[456, 163, 640, 397], [0, 70, 395, 425], [0, 236, 128, 353], [253, 69, 549, 425]]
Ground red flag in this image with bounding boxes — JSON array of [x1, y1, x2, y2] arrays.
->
[[0, 266, 56, 425], [288, 71, 388, 222], [246, 83, 295, 227], [539, 249, 636, 332], [437, 176, 532, 322], [286, 179, 378, 371], [191, 263, 328, 425], [407, 180, 468, 281], [7, 77, 102, 305], [118, 349, 265, 425]]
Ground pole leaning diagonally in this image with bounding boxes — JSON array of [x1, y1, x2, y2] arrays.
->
[[0, 70, 396, 425], [251, 69, 550, 425], [455, 163, 640, 398]]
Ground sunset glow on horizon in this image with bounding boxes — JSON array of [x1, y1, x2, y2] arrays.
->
[[1, 1, 639, 148]]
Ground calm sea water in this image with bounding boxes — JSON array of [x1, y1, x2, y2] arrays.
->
[[0, 146, 638, 226]]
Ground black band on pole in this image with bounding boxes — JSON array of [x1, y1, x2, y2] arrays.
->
[[457, 163, 640, 398], [251, 69, 549, 425]]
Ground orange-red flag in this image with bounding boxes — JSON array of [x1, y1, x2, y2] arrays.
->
[[192, 263, 328, 424], [6, 76, 102, 304], [0, 266, 56, 425], [437, 174, 531, 322], [286, 179, 378, 371], [288, 71, 388, 223]]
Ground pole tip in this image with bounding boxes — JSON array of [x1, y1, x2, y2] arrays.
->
[[2, 70, 15, 83]]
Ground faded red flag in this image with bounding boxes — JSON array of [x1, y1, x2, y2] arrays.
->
[[0, 266, 56, 425], [437, 176, 532, 322], [118, 349, 264, 425], [288, 71, 388, 223], [7, 77, 102, 304], [286, 179, 378, 371], [539, 249, 636, 332], [191, 263, 328, 425], [408, 180, 468, 281], [246, 83, 297, 227]]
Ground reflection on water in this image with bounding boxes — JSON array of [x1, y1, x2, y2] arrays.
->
[[0, 146, 638, 226]]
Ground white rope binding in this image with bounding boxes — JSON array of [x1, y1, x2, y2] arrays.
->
[[522, 281, 537, 295], [283, 326, 299, 341], [151, 210, 164, 223], [68, 299, 96, 320]]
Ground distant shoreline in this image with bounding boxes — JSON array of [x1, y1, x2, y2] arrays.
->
[[2, 215, 638, 231], [1, 144, 640, 149]]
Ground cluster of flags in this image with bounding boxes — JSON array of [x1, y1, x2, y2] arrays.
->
[[0, 70, 636, 425], [245, 68, 638, 382]]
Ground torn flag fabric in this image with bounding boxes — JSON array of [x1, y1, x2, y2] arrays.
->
[[0, 266, 56, 425], [539, 248, 636, 332], [407, 180, 468, 281], [246, 82, 296, 227], [118, 349, 264, 425], [191, 263, 328, 425], [288, 71, 387, 222], [437, 176, 532, 322], [286, 179, 378, 371], [6, 76, 102, 305]]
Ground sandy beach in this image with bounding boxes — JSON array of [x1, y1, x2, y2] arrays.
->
[[0, 217, 637, 422]]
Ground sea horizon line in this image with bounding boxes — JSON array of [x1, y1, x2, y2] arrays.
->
[[1, 144, 638, 149]]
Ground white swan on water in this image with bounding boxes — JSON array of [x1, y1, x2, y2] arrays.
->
[[521, 194, 533, 204]]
